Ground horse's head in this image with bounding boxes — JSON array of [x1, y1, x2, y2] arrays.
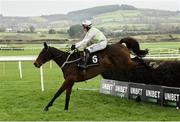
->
[[34, 42, 53, 68]]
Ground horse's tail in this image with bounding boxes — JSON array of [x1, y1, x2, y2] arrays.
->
[[119, 37, 149, 57], [135, 48, 149, 57]]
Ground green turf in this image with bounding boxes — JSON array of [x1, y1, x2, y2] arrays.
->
[[1, 62, 180, 121], [0, 32, 69, 40], [141, 42, 180, 49], [0, 44, 70, 56], [0, 42, 180, 120]]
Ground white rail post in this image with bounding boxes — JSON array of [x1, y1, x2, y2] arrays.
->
[[40, 66, 44, 91], [18, 61, 22, 79], [50, 61, 52, 69]]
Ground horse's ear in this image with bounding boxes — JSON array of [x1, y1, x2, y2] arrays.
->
[[44, 42, 48, 49]]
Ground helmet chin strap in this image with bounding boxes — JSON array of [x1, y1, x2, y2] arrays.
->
[[83, 26, 91, 32]]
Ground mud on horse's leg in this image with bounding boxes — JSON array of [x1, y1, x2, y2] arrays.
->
[[44, 80, 71, 112]]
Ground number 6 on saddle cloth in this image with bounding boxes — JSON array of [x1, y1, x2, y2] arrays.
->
[[85, 54, 99, 67], [67, 49, 99, 69]]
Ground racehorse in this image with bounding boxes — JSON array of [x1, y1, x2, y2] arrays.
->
[[33, 39, 143, 111]]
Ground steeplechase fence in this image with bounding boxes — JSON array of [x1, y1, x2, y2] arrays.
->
[[100, 79, 180, 108], [100, 58, 180, 108]]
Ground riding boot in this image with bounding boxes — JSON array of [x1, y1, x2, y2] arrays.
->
[[78, 49, 90, 69]]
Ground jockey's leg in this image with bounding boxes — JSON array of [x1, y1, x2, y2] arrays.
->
[[84, 49, 90, 68], [79, 40, 107, 69], [78, 49, 90, 68], [87, 40, 107, 53]]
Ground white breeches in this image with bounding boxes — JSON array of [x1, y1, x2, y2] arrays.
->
[[86, 40, 107, 53]]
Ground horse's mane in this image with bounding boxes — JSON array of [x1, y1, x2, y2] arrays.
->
[[49, 46, 69, 55]]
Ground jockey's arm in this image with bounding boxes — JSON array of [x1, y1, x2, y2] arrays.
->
[[75, 31, 96, 49]]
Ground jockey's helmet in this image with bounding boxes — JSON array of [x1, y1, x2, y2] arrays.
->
[[82, 20, 92, 28]]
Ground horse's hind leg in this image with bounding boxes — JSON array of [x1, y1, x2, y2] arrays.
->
[[44, 80, 72, 111]]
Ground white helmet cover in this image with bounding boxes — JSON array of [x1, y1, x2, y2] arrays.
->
[[82, 20, 92, 27]]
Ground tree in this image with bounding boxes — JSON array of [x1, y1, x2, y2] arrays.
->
[[0, 27, 5, 32], [68, 24, 84, 37], [48, 29, 56, 34], [30, 26, 35, 33]]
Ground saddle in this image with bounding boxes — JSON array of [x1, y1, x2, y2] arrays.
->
[[77, 46, 112, 68], [71, 46, 111, 69], [74, 50, 100, 68]]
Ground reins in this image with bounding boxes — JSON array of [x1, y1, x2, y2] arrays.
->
[[60, 50, 81, 68], [49, 48, 81, 68]]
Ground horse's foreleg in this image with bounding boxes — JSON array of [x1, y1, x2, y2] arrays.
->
[[44, 80, 70, 112], [64, 82, 74, 110]]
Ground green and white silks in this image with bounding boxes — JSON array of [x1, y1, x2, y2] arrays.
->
[[75, 27, 107, 53]]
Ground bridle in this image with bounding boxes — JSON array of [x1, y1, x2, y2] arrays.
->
[[46, 47, 81, 68]]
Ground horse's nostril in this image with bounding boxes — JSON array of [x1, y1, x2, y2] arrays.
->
[[34, 62, 38, 67], [34, 61, 41, 68]]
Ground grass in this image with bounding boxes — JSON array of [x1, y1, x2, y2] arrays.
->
[[95, 23, 148, 30], [1, 62, 180, 121], [141, 42, 180, 49], [95, 10, 142, 20], [0, 41, 179, 56], [1, 63, 180, 120], [0, 42, 180, 120], [0, 44, 70, 56], [0, 32, 69, 40], [93, 9, 180, 30]]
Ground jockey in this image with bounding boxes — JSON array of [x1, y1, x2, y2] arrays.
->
[[71, 20, 107, 68]]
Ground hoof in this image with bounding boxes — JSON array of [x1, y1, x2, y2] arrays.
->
[[64, 108, 69, 111], [44, 107, 49, 112], [135, 95, 141, 102], [64, 109, 69, 112]]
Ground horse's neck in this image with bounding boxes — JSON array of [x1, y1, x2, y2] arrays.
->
[[50, 47, 69, 67]]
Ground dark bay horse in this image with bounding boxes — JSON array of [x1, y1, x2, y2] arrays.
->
[[34, 41, 139, 111]]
